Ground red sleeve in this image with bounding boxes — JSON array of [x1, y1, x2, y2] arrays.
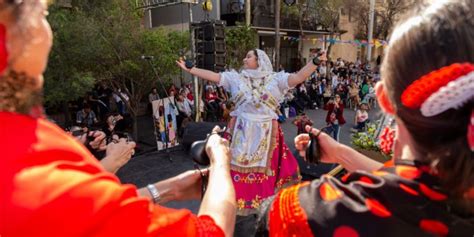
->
[[5, 153, 224, 237], [268, 183, 314, 237]]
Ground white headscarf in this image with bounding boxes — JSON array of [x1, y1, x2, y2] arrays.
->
[[241, 49, 274, 79]]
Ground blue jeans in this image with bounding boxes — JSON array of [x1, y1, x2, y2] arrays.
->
[[354, 120, 368, 130], [324, 124, 340, 141]]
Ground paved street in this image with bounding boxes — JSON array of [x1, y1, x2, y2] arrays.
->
[[116, 105, 381, 213]]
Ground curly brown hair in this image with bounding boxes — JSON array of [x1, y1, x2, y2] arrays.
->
[[0, 70, 43, 114]]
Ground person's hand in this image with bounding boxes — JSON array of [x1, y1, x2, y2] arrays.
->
[[318, 51, 328, 61], [101, 136, 136, 173], [294, 125, 342, 164], [205, 126, 231, 167], [171, 169, 209, 201], [176, 58, 192, 73], [87, 131, 107, 151]]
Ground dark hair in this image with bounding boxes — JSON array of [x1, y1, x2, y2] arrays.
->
[[252, 49, 259, 60], [382, 0, 473, 205]]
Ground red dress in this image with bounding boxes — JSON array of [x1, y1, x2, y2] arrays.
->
[[0, 112, 223, 236]]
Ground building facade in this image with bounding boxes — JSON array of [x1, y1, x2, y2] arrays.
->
[[146, 0, 332, 72]]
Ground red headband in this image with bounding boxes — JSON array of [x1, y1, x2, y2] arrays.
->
[[401, 62, 474, 151], [401, 63, 474, 109]]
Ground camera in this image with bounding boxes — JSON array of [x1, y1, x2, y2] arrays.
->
[[68, 126, 95, 143]]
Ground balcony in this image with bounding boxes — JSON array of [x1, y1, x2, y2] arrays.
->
[[221, 1, 326, 33]]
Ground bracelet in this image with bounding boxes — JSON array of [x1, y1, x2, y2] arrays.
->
[[312, 56, 320, 66], [146, 184, 161, 204]]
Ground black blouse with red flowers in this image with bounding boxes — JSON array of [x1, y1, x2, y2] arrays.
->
[[256, 160, 474, 236]]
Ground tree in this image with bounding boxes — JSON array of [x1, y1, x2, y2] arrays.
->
[[44, 5, 101, 124], [274, 0, 281, 69], [281, 0, 344, 62], [314, 0, 344, 57], [45, 0, 188, 140], [225, 22, 258, 69], [282, 0, 317, 66], [352, 0, 409, 40]]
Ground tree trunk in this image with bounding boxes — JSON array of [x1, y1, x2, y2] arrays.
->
[[132, 114, 138, 142], [245, 0, 251, 26], [274, 0, 281, 69], [326, 32, 334, 58], [63, 101, 72, 128], [129, 80, 139, 141], [298, 8, 305, 66]]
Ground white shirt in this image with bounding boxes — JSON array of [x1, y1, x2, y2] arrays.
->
[[319, 65, 327, 76], [219, 70, 291, 120], [332, 75, 339, 89]]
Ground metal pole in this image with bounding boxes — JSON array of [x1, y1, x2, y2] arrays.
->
[[148, 8, 153, 28], [189, 3, 200, 122], [245, 0, 251, 26], [275, 0, 281, 69], [367, 0, 375, 63]]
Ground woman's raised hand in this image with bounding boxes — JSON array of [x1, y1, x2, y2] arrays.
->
[[176, 58, 191, 73], [294, 125, 342, 164]]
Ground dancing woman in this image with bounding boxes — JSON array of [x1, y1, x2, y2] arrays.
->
[[177, 49, 325, 216]]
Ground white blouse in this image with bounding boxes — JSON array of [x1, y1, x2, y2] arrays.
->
[[219, 70, 291, 120]]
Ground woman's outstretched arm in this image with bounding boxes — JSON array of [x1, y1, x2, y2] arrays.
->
[[288, 53, 327, 88], [176, 59, 221, 83]]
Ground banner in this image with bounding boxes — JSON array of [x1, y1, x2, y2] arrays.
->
[[152, 97, 179, 150], [282, 36, 388, 47]]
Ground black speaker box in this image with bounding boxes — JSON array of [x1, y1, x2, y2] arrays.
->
[[196, 40, 226, 54], [196, 53, 226, 67], [195, 23, 225, 40]]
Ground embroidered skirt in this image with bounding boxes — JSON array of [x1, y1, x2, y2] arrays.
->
[[226, 118, 301, 216]]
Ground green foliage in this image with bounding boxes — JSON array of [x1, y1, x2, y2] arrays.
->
[[225, 22, 258, 69], [44, 1, 188, 113], [44, 5, 99, 106], [314, 0, 344, 30], [351, 122, 380, 151]]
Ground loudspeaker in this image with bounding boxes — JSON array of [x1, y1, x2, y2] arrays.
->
[[196, 53, 226, 66], [196, 40, 226, 54], [195, 23, 225, 40], [192, 20, 227, 73], [181, 122, 227, 151]]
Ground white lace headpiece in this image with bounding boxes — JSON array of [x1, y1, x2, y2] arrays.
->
[[241, 49, 274, 79]]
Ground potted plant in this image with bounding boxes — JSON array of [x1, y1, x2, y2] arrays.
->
[[351, 122, 391, 163]]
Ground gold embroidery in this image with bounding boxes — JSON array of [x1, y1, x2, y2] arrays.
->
[[251, 195, 262, 209], [234, 173, 270, 184], [237, 198, 246, 210], [235, 133, 269, 165]]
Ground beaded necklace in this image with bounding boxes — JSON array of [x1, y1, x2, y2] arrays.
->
[[245, 76, 267, 109]]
